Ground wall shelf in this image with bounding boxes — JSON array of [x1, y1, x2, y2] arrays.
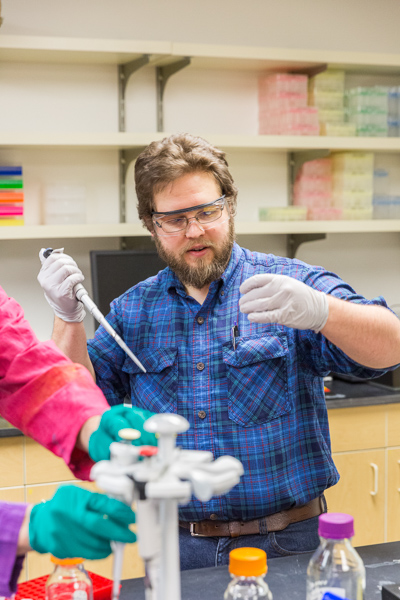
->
[[234, 219, 400, 235], [2, 36, 400, 243], [0, 35, 172, 65], [2, 220, 400, 241], [2, 133, 400, 153], [2, 35, 400, 74], [171, 42, 400, 74]]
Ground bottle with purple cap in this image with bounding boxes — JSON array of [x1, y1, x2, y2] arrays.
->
[[306, 513, 365, 600]]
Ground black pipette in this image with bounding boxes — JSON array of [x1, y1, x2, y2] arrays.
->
[[41, 248, 146, 373]]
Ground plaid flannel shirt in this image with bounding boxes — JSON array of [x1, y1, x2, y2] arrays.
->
[[88, 243, 390, 521]]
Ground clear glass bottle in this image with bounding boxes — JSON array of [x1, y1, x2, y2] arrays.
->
[[224, 547, 273, 599], [45, 557, 93, 600], [306, 513, 365, 600]]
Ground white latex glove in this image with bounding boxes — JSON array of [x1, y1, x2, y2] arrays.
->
[[37, 248, 86, 322], [239, 273, 329, 332]]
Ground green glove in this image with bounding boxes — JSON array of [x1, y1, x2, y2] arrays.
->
[[88, 404, 157, 462], [29, 485, 136, 560]]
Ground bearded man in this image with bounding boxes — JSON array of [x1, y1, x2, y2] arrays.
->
[[38, 133, 400, 569]]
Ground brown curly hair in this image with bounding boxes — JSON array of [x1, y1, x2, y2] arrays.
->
[[135, 133, 238, 232]]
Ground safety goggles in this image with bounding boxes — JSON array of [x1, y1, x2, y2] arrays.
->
[[152, 195, 226, 234]]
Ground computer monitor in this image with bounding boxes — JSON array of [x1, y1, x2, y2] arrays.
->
[[90, 249, 166, 320]]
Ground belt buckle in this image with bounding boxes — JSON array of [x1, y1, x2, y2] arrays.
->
[[190, 522, 207, 537]]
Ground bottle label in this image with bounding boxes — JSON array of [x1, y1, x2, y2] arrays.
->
[[310, 587, 346, 600]]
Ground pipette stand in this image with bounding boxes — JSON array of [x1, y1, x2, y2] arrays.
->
[[91, 413, 244, 600]]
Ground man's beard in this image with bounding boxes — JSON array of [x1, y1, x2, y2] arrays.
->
[[154, 218, 235, 289]]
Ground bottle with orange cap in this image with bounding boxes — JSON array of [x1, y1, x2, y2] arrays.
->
[[45, 556, 93, 600], [224, 547, 273, 599]]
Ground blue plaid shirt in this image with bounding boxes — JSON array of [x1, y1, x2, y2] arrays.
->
[[88, 243, 390, 521]]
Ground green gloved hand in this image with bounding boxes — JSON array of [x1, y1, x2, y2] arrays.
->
[[29, 485, 136, 560], [88, 404, 157, 462]]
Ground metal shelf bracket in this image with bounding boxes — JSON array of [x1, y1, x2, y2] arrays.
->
[[156, 57, 191, 132], [118, 54, 150, 132], [287, 233, 326, 258], [119, 148, 145, 223]]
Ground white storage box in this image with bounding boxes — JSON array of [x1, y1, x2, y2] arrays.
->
[[44, 184, 87, 225]]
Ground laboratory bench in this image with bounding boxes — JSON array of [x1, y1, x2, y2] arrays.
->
[[0, 416, 22, 437], [1, 376, 400, 580], [324, 377, 400, 409], [120, 540, 400, 600]]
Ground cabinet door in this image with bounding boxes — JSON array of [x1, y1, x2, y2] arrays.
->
[[324, 449, 385, 546], [328, 406, 386, 453], [387, 448, 400, 542]]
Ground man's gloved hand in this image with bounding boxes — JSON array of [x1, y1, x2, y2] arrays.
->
[[88, 404, 158, 462], [29, 485, 136, 559], [239, 273, 329, 333], [37, 248, 86, 322]]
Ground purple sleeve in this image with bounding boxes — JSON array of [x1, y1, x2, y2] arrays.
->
[[0, 502, 27, 597]]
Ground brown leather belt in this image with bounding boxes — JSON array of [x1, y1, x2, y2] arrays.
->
[[179, 496, 325, 538]]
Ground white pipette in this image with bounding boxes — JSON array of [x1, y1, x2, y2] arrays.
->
[[40, 248, 146, 373]]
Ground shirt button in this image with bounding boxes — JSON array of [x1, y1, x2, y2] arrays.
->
[[197, 316, 205, 325], [220, 291, 225, 296], [210, 513, 218, 520], [198, 410, 206, 419], [197, 362, 205, 371]]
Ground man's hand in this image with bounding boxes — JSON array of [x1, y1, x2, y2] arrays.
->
[[239, 273, 329, 332], [88, 404, 158, 462], [37, 248, 86, 322], [29, 486, 136, 559]]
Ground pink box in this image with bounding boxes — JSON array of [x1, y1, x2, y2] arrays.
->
[[294, 176, 332, 198], [293, 193, 332, 208], [259, 107, 319, 135], [258, 94, 307, 110], [299, 158, 332, 178], [0, 204, 24, 216], [259, 73, 308, 97]]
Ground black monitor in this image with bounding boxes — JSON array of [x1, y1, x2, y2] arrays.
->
[[90, 249, 166, 321]]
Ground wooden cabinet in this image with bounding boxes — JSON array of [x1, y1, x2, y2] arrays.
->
[[25, 481, 145, 582], [0, 437, 24, 488], [324, 449, 385, 545], [325, 403, 400, 547], [0, 436, 145, 581], [387, 448, 400, 542]]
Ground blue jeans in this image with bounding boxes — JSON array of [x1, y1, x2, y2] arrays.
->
[[179, 514, 321, 571]]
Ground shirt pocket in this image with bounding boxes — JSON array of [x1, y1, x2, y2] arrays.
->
[[121, 347, 178, 414], [223, 334, 292, 427]]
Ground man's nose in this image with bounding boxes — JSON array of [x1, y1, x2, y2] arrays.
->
[[185, 217, 205, 237]]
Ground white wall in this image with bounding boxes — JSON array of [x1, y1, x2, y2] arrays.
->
[[2, 0, 400, 54], [1, 0, 400, 341]]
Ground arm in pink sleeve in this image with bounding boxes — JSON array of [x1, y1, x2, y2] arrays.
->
[[0, 286, 110, 480]]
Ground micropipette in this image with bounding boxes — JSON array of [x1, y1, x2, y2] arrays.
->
[[40, 248, 146, 373]]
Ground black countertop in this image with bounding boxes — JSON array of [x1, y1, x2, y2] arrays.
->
[[325, 377, 400, 409], [120, 540, 400, 600], [0, 379, 399, 438], [0, 416, 22, 438]]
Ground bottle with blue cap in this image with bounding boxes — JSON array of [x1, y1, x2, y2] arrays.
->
[[306, 513, 365, 600]]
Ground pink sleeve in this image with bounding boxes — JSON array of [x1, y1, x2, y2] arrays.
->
[[0, 287, 110, 480]]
